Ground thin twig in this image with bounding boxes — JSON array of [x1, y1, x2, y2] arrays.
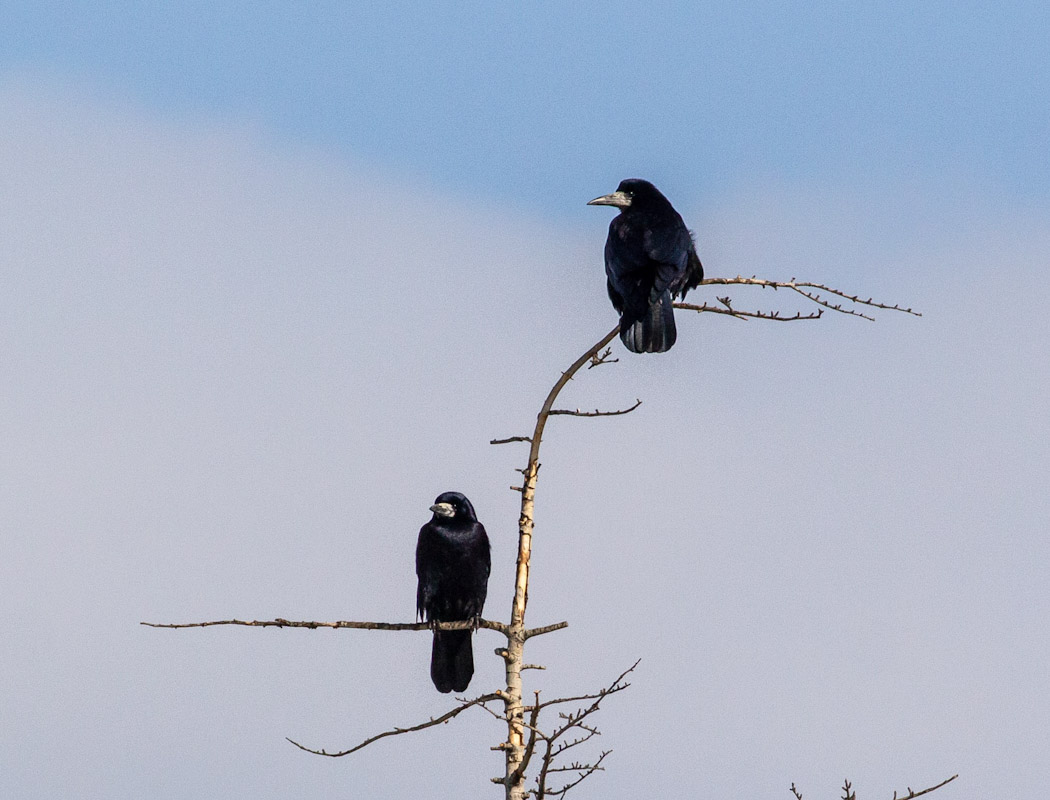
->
[[695, 276, 922, 320], [286, 692, 502, 757], [549, 728, 599, 757], [676, 301, 823, 321], [491, 435, 533, 445], [546, 755, 604, 772], [529, 661, 638, 798], [892, 775, 959, 800], [546, 750, 610, 796], [586, 348, 619, 369], [548, 399, 641, 418], [788, 774, 958, 800], [533, 660, 638, 711]]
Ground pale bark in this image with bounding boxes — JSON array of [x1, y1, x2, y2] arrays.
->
[[501, 325, 620, 799]]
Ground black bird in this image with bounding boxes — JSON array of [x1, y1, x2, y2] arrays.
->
[[415, 491, 491, 693], [588, 178, 704, 353]]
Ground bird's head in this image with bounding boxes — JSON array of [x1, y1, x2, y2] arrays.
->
[[587, 178, 667, 212], [429, 491, 478, 521]]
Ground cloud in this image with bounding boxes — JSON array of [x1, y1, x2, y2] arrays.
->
[[1, 76, 1048, 799]]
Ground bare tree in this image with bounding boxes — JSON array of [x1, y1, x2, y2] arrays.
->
[[144, 275, 953, 799]]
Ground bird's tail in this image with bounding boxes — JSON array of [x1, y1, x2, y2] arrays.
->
[[430, 629, 474, 693], [620, 289, 677, 353]]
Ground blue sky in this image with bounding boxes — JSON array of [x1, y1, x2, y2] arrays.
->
[[2, 4, 1049, 800], [5, 2, 1049, 212]]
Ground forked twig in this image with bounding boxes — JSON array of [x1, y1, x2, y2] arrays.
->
[[694, 275, 922, 321], [529, 660, 639, 798]]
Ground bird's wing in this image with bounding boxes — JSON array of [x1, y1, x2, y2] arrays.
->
[[415, 525, 440, 619], [644, 224, 692, 297], [462, 524, 492, 617], [606, 278, 625, 314], [678, 245, 704, 299]]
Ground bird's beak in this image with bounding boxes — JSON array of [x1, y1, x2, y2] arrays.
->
[[587, 190, 632, 209], [430, 503, 455, 518]]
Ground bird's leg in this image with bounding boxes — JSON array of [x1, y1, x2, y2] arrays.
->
[[471, 614, 482, 633]]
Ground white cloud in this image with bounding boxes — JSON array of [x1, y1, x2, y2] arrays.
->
[[1, 76, 1048, 799]]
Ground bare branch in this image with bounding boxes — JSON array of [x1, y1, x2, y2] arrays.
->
[[521, 621, 566, 639], [676, 300, 823, 322], [141, 617, 511, 634], [533, 660, 638, 711], [549, 727, 599, 757], [491, 435, 533, 445], [694, 275, 922, 320], [548, 399, 641, 418], [286, 692, 502, 758], [788, 774, 958, 800], [529, 661, 638, 798], [892, 775, 959, 800], [586, 347, 619, 369], [545, 750, 610, 797]]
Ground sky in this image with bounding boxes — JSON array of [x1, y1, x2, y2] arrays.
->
[[1, 3, 1048, 799]]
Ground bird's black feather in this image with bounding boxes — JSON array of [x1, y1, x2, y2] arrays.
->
[[415, 491, 491, 693], [592, 179, 704, 353]]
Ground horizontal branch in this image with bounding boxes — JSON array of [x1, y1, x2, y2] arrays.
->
[[524, 621, 570, 639], [141, 617, 509, 634], [491, 435, 533, 445], [548, 399, 641, 418], [675, 300, 823, 322], [695, 275, 922, 321], [141, 616, 570, 640], [545, 755, 605, 773], [287, 692, 502, 757]]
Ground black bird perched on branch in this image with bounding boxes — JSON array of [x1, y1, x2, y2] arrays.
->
[[415, 491, 491, 693], [588, 178, 704, 353]]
